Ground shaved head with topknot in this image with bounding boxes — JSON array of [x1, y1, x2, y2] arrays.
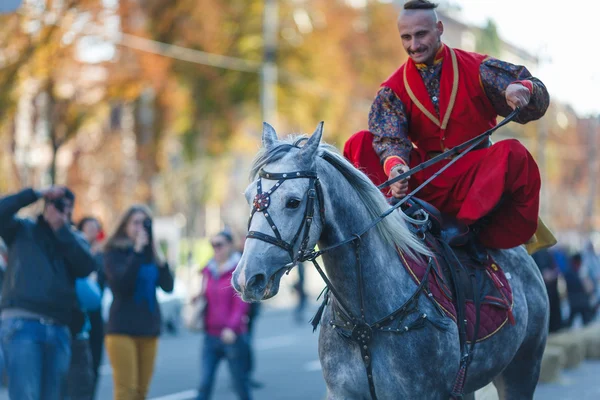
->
[[397, 0, 444, 65]]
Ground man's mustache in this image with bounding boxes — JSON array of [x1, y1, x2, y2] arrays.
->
[[409, 47, 427, 55]]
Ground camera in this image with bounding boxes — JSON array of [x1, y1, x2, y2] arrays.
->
[[142, 218, 154, 259], [52, 198, 67, 213], [143, 218, 153, 237], [143, 217, 154, 243]]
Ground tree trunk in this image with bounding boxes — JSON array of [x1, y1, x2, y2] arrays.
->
[[50, 144, 58, 185]]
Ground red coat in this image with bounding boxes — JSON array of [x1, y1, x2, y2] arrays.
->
[[202, 261, 250, 337], [343, 130, 390, 197], [347, 45, 541, 249], [382, 44, 497, 157]]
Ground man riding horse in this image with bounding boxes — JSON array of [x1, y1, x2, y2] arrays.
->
[[346, 0, 554, 261]]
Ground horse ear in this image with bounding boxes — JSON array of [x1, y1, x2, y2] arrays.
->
[[262, 122, 278, 149], [299, 121, 324, 165]]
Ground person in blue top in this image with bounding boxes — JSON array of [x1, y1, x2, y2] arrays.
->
[[77, 216, 106, 399], [103, 205, 174, 400], [66, 274, 102, 400]]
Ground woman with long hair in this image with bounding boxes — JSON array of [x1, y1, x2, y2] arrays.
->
[[104, 205, 174, 400], [195, 231, 251, 400]]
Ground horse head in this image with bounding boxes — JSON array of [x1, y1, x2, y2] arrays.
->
[[232, 122, 325, 302]]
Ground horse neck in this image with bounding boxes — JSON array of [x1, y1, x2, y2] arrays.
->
[[317, 171, 417, 320]]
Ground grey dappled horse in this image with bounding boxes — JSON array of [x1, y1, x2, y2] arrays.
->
[[232, 123, 549, 400]]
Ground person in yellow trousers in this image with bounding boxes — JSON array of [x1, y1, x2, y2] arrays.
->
[[103, 205, 174, 399]]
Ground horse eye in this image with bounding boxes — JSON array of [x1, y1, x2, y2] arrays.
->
[[286, 198, 301, 209]]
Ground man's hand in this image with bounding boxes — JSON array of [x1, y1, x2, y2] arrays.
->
[[388, 164, 410, 199], [39, 186, 65, 200], [44, 202, 69, 231], [221, 327, 237, 344], [505, 83, 531, 110]]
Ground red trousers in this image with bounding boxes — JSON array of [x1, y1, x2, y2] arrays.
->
[[343, 132, 541, 249]]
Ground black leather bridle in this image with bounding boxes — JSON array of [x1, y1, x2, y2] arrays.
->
[[246, 169, 326, 264]]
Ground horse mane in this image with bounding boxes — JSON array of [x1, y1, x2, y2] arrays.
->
[[250, 135, 430, 258]]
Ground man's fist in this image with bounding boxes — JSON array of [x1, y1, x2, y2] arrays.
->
[[505, 83, 531, 110], [39, 186, 65, 200], [389, 164, 410, 199]]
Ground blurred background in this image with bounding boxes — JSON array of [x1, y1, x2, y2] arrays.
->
[[1, 0, 598, 248], [1, 1, 600, 399]]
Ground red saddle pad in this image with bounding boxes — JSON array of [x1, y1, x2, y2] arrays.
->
[[398, 250, 514, 343]]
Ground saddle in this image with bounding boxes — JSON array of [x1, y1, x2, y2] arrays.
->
[[400, 198, 515, 343]]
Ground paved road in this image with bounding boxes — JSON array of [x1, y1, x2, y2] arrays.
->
[[96, 306, 327, 400], [0, 307, 598, 399], [533, 360, 600, 400]]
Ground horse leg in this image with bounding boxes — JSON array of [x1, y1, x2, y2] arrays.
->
[[492, 334, 545, 400]]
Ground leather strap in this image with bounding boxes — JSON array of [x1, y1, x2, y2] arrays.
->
[[259, 170, 318, 180]]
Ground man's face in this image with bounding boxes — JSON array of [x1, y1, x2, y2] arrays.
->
[[397, 10, 443, 65]]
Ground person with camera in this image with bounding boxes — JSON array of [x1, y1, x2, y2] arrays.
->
[[0, 186, 96, 400], [103, 205, 174, 400]]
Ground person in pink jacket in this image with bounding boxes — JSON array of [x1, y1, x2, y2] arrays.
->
[[196, 231, 252, 400]]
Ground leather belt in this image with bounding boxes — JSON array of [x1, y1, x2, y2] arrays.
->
[[427, 138, 491, 160]]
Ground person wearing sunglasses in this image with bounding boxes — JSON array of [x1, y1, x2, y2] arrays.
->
[[195, 231, 251, 400]]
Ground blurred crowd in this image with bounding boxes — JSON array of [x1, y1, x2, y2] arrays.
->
[[0, 185, 305, 400], [1, 183, 588, 400], [532, 241, 600, 333]]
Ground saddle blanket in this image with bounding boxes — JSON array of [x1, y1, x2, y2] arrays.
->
[[398, 250, 514, 343]]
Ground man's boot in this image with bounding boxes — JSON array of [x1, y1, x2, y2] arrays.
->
[[465, 229, 489, 265], [465, 195, 509, 265]]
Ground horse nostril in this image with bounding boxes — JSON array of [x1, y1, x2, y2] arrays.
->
[[231, 276, 242, 293], [246, 273, 267, 291]]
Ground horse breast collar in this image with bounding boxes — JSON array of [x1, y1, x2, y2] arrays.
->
[[246, 168, 325, 263]]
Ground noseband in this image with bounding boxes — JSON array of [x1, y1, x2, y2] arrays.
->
[[246, 168, 325, 263]]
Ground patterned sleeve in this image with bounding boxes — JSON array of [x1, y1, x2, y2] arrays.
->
[[368, 87, 413, 169], [480, 58, 550, 124]]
